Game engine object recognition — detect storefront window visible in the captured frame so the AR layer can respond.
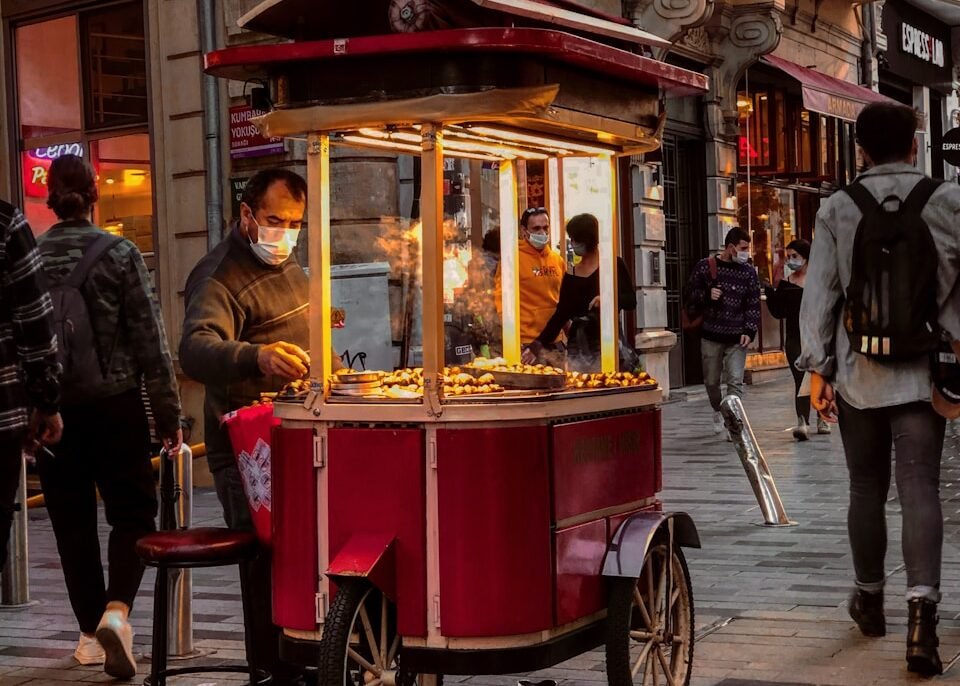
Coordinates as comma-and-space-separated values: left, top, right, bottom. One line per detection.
92, 134, 153, 253
736, 182, 796, 285
81, 2, 148, 129
738, 90, 771, 168
16, 17, 82, 140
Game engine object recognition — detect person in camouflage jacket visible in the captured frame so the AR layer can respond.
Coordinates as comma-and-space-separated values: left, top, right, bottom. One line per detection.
35, 154, 181, 678
0, 200, 61, 570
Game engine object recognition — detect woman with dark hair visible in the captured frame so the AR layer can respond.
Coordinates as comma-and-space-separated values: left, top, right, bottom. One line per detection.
35, 154, 181, 679
523, 213, 637, 371
765, 238, 828, 440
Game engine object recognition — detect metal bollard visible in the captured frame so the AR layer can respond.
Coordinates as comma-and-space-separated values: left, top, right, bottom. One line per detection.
1, 454, 29, 606
720, 395, 797, 527
159, 445, 196, 657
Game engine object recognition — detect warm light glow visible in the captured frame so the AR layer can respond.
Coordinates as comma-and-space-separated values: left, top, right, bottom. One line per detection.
499, 161, 521, 365
340, 134, 422, 155
444, 126, 572, 157
466, 126, 616, 157
122, 169, 146, 187
105, 178, 115, 185
443, 244, 472, 303
358, 128, 547, 160
723, 195, 737, 210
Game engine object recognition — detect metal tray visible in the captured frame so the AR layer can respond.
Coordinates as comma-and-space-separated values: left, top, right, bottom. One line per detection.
332, 371, 383, 384
464, 367, 566, 390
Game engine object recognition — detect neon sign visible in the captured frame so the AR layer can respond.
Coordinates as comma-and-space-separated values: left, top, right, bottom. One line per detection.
22, 143, 85, 198
32, 143, 84, 160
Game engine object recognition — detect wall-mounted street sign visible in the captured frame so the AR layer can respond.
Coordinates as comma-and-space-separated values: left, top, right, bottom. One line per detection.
940, 128, 960, 167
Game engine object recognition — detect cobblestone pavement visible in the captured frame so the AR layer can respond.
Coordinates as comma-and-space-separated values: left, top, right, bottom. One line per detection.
1, 378, 960, 685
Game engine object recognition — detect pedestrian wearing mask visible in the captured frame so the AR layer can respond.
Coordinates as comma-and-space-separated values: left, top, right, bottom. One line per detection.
36, 154, 182, 679
180, 168, 342, 685
765, 239, 829, 440
686, 227, 761, 436
495, 207, 565, 366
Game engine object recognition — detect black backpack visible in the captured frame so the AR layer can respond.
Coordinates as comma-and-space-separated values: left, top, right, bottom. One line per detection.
843, 178, 942, 361
47, 233, 124, 403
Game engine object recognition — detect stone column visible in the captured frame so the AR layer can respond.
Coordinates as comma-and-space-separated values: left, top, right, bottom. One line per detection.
703, 3, 783, 250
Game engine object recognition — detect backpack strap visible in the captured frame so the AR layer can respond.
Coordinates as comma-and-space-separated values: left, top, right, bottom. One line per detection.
64, 233, 124, 289
707, 256, 718, 281
902, 177, 944, 215
844, 181, 879, 217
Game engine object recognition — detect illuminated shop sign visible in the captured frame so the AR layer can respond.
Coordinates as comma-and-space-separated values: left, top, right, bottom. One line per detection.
22, 143, 85, 198
901, 23, 944, 67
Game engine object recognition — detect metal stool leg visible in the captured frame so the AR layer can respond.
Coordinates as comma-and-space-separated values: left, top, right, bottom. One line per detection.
148, 564, 170, 686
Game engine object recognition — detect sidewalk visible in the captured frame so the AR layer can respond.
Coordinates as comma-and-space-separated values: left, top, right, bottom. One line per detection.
1, 377, 958, 685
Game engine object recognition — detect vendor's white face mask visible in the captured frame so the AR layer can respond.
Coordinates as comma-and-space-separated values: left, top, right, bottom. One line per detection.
248, 218, 298, 266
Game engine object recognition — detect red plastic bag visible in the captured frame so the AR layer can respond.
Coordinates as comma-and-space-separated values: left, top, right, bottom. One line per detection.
222, 403, 281, 545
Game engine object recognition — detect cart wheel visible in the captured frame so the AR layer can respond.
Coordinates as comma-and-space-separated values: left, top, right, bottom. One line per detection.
318, 579, 442, 686
605, 539, 694, 686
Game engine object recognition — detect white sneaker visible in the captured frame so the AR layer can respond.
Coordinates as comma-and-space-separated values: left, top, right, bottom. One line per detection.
817, 417, 832, 435
74, 633, 105, 665
95, 609, 137, 679
793, 417, 810, 442
712, 411, 724, 434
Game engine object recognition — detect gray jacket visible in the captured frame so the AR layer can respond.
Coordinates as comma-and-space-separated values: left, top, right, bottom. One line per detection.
798, 163, 960, 410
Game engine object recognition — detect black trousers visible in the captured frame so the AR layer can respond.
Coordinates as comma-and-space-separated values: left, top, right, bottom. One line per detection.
37, 389, 157, 634
785, 334, 811, 421
210, 453, 298, 683
0, 433, 23, 569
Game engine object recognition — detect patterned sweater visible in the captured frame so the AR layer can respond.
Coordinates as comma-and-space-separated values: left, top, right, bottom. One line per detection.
0, 202, 60, 436
37, 220, 181, 436
687, 256, 761, 344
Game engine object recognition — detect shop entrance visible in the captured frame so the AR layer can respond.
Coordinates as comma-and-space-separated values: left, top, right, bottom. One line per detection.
662, 134, 707, 388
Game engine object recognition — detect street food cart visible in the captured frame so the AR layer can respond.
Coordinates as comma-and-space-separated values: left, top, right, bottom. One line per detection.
206, 4, 708, 684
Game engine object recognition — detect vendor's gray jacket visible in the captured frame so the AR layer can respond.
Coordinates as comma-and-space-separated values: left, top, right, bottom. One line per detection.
180, 227, 310, 469
798, 163, 960, 409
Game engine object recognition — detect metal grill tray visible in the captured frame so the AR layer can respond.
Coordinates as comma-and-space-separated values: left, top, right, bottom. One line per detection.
462, 367, 567, 390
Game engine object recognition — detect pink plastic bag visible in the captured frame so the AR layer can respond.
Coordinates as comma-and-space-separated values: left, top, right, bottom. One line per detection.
222, 403, 281, 545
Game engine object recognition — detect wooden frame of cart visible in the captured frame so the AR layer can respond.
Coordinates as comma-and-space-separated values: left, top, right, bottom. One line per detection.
205, 11, 709, 685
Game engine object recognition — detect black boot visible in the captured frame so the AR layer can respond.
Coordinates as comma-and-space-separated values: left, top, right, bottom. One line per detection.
848, 589, 885, 637
907, 598, 942, 676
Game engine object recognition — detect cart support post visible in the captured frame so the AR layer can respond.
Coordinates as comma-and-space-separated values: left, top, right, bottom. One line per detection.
720, 395, 797, 527
420, 125, 446, 390
499, 160, 521, 364
1, 453, 29, 606
159, 446, 198, 657
598, 155, 618, 373
308, 133, 333, 388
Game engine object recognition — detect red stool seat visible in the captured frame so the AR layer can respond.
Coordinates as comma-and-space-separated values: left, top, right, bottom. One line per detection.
136, 527, 258, 565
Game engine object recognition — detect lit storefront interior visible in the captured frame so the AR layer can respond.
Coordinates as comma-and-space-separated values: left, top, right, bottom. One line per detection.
11, 2, 155, 261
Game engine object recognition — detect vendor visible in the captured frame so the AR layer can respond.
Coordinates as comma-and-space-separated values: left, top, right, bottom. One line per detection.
495, 208, 565, 366
522, 213, 637, 371
179, 168, 340, 685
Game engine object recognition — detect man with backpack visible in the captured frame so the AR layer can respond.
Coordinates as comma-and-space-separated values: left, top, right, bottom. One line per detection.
685, 227, 761, 436
0, 201, 62, 568
799, 102, 960, 676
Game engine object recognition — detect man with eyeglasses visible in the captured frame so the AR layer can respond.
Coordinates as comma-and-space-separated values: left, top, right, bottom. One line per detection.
180, 168, 338, 685
496, 207, 565, 366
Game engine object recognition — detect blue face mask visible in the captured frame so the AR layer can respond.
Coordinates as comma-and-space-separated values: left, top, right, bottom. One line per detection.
735, 250, 751, 265
570, 241, 587, 256
786, 258, 804, 272
527, 232, 549, 250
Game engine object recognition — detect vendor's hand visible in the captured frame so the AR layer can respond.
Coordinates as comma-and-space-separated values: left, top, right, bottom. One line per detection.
710, 287, 722, 301
588, 295, 601, 310
29, 410, 63, 446
258, 341, 311, 380
739, 334, 751, 348
810, 373, 838, 423
521, 346, 538, 365
162, 429, 184, 458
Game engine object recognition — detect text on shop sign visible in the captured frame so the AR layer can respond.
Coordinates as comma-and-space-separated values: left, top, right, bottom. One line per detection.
901, 23, 944, 67
229, 105, 284, 159
22, 143, 85, 198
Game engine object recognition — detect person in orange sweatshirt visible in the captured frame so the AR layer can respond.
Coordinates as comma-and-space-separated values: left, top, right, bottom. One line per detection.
495, 207, 566, 366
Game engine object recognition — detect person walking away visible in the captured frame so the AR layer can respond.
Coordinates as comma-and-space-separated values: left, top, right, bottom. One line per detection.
180, 168, 340, 685
523, 213, 636, 371
0, 201, 62, 567
765, 239, 829, 440
799, 102, 960, 676
495, 208, 565, 366
686, 227, 760, 435
36, 155, 182, 679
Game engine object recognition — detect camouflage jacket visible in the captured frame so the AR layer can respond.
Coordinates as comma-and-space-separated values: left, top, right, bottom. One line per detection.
37, 220, 181, 436
0, 201, 60, 436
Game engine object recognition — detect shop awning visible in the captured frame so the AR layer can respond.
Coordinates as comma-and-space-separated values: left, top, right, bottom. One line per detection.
760, 54, 893, 122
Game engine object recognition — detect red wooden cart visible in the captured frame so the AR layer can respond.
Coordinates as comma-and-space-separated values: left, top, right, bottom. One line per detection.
206, 4, 708, 684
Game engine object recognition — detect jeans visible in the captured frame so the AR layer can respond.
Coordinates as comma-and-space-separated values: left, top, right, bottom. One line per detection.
837, 395, 945, 602
785, 334, 811, 422
0, 433, 23, 569
36, 389, 157, 634
210, 454, 297, 682
700, 339, 748, 412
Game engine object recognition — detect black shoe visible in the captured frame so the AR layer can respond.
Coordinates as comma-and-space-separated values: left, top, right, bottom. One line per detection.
848, 589, 885, 637
907, 598, 943, 676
